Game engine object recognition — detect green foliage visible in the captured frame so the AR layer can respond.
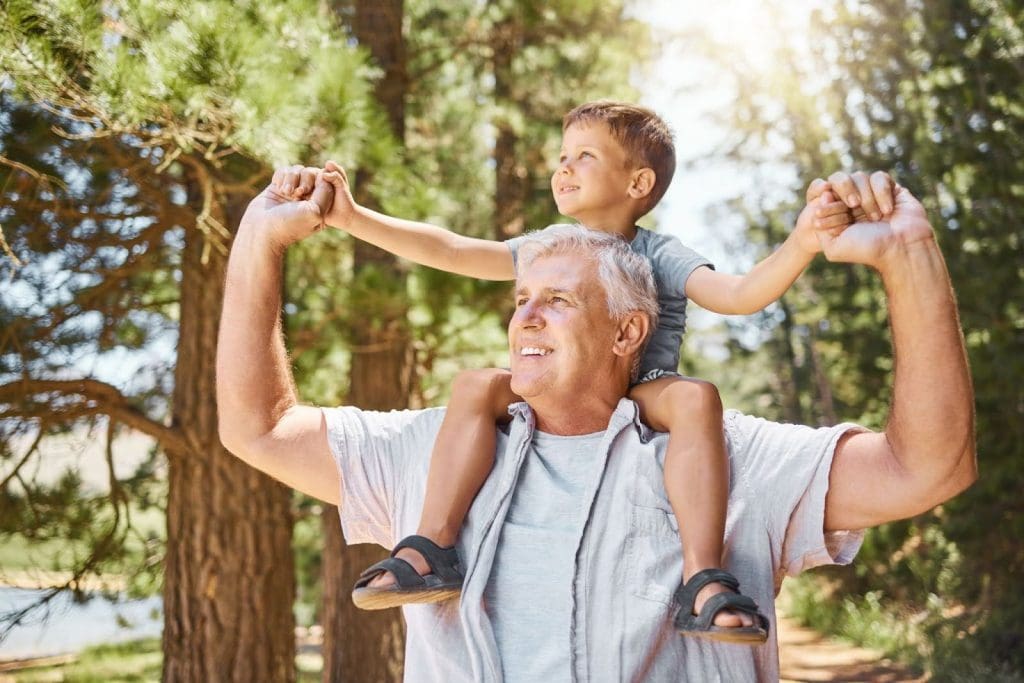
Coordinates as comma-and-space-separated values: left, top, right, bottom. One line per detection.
0, 0, 383, 642
694, 0, 1024, 675
1, 0, 381, 166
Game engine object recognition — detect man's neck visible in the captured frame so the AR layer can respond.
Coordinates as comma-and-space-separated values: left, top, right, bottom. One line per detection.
529, 393, 621, 436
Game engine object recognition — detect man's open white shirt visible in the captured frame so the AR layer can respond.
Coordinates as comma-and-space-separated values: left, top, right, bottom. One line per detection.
324, 399, 863, 682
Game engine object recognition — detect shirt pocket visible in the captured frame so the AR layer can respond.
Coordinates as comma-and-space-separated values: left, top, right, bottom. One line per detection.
626, 481, 682, 606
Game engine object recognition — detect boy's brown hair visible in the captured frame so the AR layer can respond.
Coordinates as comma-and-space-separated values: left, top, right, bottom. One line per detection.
563, 101, 676, 217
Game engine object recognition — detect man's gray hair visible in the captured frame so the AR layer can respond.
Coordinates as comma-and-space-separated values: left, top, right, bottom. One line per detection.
515, 224, 660, 381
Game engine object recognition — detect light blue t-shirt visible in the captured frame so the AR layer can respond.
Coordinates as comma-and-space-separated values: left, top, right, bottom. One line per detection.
483, 430, 606, 681
506, 225, 713, 377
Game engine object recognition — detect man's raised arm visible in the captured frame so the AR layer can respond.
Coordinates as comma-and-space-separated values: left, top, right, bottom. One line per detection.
216, 177, 342, 504
822, 175, 977, 531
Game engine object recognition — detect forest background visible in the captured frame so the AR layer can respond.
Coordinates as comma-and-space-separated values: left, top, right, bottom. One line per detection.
0, 0, 1021, 681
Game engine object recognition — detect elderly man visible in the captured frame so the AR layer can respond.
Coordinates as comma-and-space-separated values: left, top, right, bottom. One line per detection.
216, 172, 975, 681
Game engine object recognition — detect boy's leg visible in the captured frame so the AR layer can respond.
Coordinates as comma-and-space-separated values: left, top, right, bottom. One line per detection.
629, 376, 752, 629
369, 368, 519, 587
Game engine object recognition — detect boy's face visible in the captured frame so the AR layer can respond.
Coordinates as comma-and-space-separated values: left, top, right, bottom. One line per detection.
551, 121, 640, 228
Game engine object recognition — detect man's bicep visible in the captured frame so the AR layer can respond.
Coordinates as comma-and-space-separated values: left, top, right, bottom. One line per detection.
824, 430, 913, 531
247, 405, 342, 505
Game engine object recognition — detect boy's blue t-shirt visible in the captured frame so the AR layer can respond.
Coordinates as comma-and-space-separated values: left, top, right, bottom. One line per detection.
505, 225, 713, 377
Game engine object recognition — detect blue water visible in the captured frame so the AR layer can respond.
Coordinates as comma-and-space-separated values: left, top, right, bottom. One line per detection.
0, 587, 162, 660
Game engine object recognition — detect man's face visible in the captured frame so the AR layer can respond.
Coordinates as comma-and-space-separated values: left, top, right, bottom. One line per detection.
551, 121, 637, 225
508, 254, 622, 403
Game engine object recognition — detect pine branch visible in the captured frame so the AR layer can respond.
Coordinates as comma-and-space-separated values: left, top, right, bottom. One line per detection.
0, 379, 188, 454
0, 426, 43, 493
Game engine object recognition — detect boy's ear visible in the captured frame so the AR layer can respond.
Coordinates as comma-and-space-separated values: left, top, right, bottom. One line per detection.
612, 311, 650, 359
628, 168, 656, 200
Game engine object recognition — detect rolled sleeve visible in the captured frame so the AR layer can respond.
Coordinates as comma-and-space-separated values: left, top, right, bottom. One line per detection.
321, 406, 444, 548
724, 411, 866, 577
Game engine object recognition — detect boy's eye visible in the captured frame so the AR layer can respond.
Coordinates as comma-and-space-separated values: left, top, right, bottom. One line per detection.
580, 151, 593, 159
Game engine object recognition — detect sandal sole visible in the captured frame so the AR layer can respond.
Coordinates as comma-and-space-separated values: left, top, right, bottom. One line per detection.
678, 627, 768, 645
352, 585, 462, 610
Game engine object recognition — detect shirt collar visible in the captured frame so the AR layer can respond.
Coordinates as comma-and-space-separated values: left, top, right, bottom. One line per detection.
507, 397, 654, 442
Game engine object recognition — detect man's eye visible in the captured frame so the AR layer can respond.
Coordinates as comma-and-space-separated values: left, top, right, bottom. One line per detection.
516, 298, 528, 307
551, 296, 566, 304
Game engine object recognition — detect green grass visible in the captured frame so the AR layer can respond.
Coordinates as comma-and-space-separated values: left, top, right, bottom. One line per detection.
9, 639, 323, 682
10, 639, 162, 682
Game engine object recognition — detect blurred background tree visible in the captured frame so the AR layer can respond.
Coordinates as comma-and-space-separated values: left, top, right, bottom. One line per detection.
0, 0, 382, 680
685, 0, 1022, 678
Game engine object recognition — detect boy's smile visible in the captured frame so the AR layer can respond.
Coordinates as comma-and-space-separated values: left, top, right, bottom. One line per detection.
551, 121, 645, 236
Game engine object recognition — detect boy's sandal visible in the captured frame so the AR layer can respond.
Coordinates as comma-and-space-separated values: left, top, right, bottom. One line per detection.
351, 534, 464, 610
673, 568, 770, 645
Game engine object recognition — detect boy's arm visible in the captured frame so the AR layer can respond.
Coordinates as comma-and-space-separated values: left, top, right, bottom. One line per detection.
277, 163, 515, 281
685, 186, 852, 315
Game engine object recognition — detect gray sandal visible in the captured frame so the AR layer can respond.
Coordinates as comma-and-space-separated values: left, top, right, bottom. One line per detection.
673, 568, 769, 645
351, 535, 464, 610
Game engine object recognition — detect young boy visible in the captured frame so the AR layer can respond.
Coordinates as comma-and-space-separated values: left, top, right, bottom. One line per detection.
274, 101, 852, 643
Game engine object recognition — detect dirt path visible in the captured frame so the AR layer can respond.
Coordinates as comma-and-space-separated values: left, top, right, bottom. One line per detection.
778, 616, 927, 682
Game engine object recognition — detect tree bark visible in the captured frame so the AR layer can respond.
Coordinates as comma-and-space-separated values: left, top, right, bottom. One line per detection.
492, 16, 528, 240
321, 1, 411, 681
162, 192, 296, 682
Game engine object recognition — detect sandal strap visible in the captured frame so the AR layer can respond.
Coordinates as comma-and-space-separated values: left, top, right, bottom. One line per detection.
674, 568, 741, 615
353, 557, 425, 590
691, 591, 760, 630
392, 535, 462, 582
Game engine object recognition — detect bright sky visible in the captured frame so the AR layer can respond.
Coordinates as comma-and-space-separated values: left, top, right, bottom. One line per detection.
632, 0, 823, 267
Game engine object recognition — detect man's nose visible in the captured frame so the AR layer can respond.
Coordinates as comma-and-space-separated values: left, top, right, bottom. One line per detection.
512, 300, 543, 328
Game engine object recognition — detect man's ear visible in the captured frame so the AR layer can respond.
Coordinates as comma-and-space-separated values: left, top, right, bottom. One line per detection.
628, 168, 656, 201
612, 311, 650, 359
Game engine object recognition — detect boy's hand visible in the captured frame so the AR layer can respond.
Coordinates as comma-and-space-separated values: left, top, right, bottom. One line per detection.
808, 171, 896, 221
817, 183, 933, 272
793, 182, 855, 255
270, 161, 359, 231
805, 171, 930, 271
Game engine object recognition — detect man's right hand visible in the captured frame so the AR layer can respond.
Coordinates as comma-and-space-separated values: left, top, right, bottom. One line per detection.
271, 161, 358, 232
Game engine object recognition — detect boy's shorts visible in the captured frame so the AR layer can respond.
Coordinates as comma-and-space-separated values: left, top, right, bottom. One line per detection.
631, 368, 683, 388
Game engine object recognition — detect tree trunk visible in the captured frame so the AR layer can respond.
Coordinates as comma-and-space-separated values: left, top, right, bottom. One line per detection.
492, 16, 528, 240
162, 193, 296, 682
322, 2, 411, 681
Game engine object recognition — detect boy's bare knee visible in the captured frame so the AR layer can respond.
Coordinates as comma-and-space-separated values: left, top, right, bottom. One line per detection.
662, 378, 723, 420
450, 368, 515, 413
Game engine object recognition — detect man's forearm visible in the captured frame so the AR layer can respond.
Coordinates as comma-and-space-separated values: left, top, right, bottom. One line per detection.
216, 223, 297, 451
882, 237, 976, 499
